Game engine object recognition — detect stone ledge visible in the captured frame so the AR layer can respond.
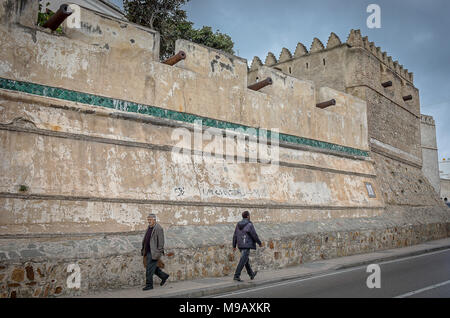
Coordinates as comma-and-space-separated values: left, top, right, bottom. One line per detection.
0, 205, 448, 298
0, 78, 370, 157
1, 206, 448, 263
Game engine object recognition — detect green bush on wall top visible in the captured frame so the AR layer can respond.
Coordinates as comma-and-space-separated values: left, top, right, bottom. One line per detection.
37, 1, 63, 34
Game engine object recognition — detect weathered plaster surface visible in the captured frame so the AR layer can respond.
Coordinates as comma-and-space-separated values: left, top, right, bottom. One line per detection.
0, 4, 368, 153
0, 2, 448, 298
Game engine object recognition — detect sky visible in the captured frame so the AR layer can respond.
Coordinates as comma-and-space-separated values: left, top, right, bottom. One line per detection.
111, 0, 450, 160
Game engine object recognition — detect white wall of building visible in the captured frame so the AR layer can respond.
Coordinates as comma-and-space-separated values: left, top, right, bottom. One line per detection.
439, 160, 450, 180
439, 160, 450, 200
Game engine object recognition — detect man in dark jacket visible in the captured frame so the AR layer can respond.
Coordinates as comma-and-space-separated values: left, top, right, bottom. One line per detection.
141, 213, 170, 290
232, 211, 262, 282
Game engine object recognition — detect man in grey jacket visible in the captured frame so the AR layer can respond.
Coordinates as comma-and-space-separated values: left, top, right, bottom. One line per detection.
232, 211, 262, 282
141, 213, 169, 290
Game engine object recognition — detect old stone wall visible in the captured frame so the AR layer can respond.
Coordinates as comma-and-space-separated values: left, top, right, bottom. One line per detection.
248, 30, 446, 210
1, 206, 448, 298
0, 89, 383, 235
420, 115, 440, 194
0, 3, 368, 154
370, 152, 443, 207
0, 1, 448, 298
0, 1, 377, 234
249, 30, 421, 162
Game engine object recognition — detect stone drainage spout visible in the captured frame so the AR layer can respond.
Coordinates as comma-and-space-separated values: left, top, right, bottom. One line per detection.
42, 4, 73, 31
403, 95, 413, 101
162, 51, 187, 66
248, 77, 273, 91
316, 99, 336, 109
381, 81, 393, 88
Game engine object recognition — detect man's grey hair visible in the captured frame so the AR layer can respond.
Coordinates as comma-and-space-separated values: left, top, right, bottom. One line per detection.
147, 213, 157, 219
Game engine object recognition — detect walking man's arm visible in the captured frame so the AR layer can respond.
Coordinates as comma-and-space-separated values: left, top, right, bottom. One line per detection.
158, 226, 165, 256
232, 225, 238, 251
249, 223, 262, 247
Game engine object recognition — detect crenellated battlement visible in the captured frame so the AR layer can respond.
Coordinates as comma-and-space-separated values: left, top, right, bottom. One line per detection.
421, 114, 435, 126
253, 29, 414, 85
348, 30, 413, 83
248, 28, 422, 166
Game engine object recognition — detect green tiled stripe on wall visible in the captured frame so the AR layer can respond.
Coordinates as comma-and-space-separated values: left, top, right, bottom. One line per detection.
0, 77, 369, 157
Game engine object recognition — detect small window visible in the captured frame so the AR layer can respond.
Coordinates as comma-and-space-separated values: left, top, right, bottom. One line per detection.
323, 59, 326, 65
289, 67, 292, 74
256, 77, 259, 82
306, 63, 309, 69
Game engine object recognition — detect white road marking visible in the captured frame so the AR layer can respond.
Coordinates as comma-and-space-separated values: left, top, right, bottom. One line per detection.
211, 248, 450, 298
212, 266, 366, 298
376, 248, 450, 265
394, 280, 450, 298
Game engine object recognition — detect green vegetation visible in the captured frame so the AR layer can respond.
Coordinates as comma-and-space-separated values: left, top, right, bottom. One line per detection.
37, 1, 63, 34
124, 0, 235, 60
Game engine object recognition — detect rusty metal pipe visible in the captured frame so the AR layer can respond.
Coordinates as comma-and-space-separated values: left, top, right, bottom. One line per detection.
162, 51, 186, 66
248, 77, 273, 91
42, 4, 73, 31
382, 80, 393, 88
403, 95, 413, 101
316, 99, 336, 109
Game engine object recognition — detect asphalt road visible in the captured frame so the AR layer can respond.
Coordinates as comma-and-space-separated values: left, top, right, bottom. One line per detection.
212, 248, 450, 298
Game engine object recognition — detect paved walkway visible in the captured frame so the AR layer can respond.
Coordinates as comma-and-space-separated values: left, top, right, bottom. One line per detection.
73, 237, 450, 298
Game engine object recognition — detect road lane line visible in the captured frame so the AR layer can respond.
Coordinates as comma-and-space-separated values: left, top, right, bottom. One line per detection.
212, 248, 450, 298
377, 248, 450, 265
394, 280, 450, 298
212, 266, 368, 297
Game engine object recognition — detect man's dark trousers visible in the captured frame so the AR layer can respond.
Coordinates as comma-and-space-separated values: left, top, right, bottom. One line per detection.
146, 256, 169, 288
234, 248, 254, 279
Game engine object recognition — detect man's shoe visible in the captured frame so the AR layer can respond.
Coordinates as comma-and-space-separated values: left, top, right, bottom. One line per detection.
250, 271, 258, 280
160, 275, 169, 286
142, 285, 153, 291
234, 277, 243, 282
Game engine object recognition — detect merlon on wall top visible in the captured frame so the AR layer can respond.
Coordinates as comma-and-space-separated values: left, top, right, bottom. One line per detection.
252, 29, 414, 84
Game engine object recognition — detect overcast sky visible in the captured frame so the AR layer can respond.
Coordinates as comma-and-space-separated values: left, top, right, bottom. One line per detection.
112, 0, 449, 160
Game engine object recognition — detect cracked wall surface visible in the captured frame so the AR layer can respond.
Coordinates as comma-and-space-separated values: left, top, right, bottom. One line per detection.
0, 0, 448, 298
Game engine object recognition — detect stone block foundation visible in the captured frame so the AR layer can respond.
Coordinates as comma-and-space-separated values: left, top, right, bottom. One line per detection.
1, 206, 448, 298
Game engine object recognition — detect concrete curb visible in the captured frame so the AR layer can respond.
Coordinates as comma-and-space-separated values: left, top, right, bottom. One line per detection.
155, 244, 450, 298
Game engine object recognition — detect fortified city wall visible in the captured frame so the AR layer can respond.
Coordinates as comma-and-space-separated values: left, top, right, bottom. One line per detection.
0, 1, 448, 298
248, 30, 444, 207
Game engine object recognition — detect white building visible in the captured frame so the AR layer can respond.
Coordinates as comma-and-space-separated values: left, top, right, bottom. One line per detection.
439, 159, 450, 200
439, 159, 450, 180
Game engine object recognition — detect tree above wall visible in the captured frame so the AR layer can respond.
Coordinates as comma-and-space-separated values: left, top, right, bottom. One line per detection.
37, 1, 63, 34
124, 0, 234, 60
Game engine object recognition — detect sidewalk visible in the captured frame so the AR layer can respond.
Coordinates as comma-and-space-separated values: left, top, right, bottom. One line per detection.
74, 237, 450, 298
